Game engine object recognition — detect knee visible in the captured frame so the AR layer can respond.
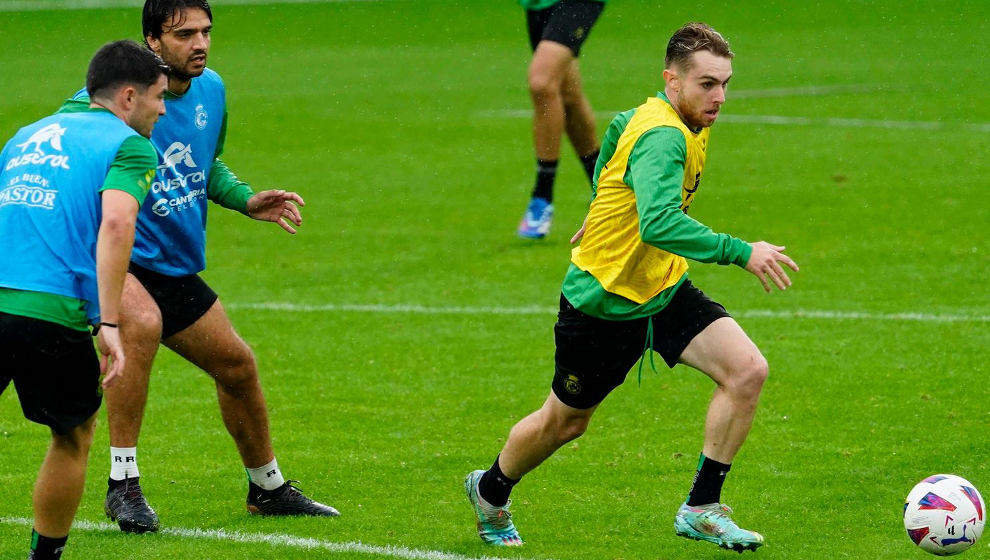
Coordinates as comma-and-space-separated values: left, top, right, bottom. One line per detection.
51, 421, 95, 457
727, 354, 769, 400
528, 69, 562, 102
549, 413, 590, 445
213, 347, 258, 389
122, 306, 162, 342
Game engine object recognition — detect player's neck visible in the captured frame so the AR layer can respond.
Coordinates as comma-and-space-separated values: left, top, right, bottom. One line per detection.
663, 86, 687, 125
168, 76, 192, 96
89, 100, 126, 123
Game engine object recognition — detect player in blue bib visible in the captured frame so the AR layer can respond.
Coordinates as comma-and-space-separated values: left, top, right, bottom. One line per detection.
58, 0, 337, 532
1, 40, 166, 560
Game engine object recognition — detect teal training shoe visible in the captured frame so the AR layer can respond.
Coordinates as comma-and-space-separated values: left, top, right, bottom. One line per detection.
674, 502, 764, 553
464, 470, 524, 546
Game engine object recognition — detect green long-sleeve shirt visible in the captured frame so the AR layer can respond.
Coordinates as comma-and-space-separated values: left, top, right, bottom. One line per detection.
562, 93, 751, 320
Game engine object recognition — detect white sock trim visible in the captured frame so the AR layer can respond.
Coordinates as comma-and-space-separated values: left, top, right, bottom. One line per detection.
109, 447, 139, 480
246, 458, 285, 491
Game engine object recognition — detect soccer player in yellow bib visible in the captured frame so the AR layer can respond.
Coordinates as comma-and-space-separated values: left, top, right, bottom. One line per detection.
465, 23, 798, 551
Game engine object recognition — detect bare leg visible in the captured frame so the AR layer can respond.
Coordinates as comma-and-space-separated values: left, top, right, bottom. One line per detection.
560, 59, 599, 158
164, 299, 273, 468
32, 415, 96, 537
104, 274, 162, 448
679, 317, 769, 464
496, 393, 596, 479
528, 41, 577, 161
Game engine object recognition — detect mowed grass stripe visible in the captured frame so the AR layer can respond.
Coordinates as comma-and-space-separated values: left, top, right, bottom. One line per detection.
0, 0, 389, 12
477, 110, 990, 132
225, 302, 990, 323
0, 517, 539, 560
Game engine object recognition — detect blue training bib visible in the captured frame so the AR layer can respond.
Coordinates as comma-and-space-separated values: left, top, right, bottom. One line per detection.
0, 110, 141, 323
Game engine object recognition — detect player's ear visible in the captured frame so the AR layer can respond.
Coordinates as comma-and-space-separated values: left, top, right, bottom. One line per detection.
662, 67, 678, 91
119, 85, 137, 110
146, 36, 161, 56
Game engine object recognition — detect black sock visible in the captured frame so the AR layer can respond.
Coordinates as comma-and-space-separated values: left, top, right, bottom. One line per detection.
29, 529, 67, 560
686, 454, 731, 506
531, 159, 558, 203
579, 149, 600, 183
477, 455, 519, 507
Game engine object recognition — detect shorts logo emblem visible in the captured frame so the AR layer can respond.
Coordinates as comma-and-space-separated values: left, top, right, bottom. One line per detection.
564, 374, 582, 395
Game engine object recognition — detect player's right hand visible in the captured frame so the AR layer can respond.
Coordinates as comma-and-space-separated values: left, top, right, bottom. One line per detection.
745, 241, 799, 292
97, 326, 126, 389
570, 215, 589, 244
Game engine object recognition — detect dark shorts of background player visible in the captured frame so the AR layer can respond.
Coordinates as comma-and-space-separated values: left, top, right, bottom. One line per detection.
0, 311, 102, 434
552, 280, 731, 409
527, 0, 605, 56
129, 262, 218, 339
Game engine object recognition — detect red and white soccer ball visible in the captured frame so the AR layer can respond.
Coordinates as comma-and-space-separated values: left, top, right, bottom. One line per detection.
904, 474, 985, 556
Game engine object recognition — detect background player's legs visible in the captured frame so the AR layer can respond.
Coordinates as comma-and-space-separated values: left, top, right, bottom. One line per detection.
560, 59, 601, 174
518, 40, 576, 238
32, 415, 96, 540
105, 274, 163, 453
679, 317, 768, 465
528, 40, 575, 164
163, 299, 274, 471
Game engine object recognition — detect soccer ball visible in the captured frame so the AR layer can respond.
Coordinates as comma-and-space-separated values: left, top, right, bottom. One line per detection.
904, 474, 985, 556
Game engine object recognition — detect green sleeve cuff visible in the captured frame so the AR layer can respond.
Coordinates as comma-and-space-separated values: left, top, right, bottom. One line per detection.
731, 240, 753, 268
99, 135, 156, 204
208, 158, 254, 214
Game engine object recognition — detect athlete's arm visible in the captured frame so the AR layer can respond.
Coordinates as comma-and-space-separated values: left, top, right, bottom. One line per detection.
630, 128, 797, 291
96, 190, 138, 387
628, 127, 751, 266
95, 136, 157, 387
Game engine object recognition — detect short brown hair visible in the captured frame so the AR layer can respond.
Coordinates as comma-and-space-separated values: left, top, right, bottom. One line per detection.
664, 22, 733, 70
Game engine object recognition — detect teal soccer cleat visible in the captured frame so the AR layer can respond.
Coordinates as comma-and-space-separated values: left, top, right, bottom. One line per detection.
674, 502, 764, 553
464, 470, 524, 546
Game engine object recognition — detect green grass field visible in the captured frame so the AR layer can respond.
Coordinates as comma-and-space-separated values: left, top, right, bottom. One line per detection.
1, 1, 988, 558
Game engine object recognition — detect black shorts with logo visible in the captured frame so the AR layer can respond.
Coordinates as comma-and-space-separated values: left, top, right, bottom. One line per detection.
552, 280, 731, 409
128, 262, 218, 339
527, 0, 605, 56
0, 311, 102, 434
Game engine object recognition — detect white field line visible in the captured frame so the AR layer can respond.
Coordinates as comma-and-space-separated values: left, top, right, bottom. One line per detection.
225, 302, 990, 323
0, 517, 530, 560
0, 0, 388, 11
478, 109, 990, 132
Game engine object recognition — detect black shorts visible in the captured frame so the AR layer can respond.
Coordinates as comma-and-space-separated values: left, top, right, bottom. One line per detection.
128, 262, 218, 339
552, 280, 731, 409
527, 0, 604, 56
0, 312, 102, 434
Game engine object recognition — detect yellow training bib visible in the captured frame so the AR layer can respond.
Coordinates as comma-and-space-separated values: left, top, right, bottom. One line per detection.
571, 96, 709, 304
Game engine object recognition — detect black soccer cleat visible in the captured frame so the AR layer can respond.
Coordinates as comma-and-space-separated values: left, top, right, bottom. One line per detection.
105, 477, 160, 533
246, 480, 339, 517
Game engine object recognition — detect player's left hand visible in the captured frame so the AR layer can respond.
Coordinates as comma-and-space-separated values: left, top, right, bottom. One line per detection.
246, 189, 305, 234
